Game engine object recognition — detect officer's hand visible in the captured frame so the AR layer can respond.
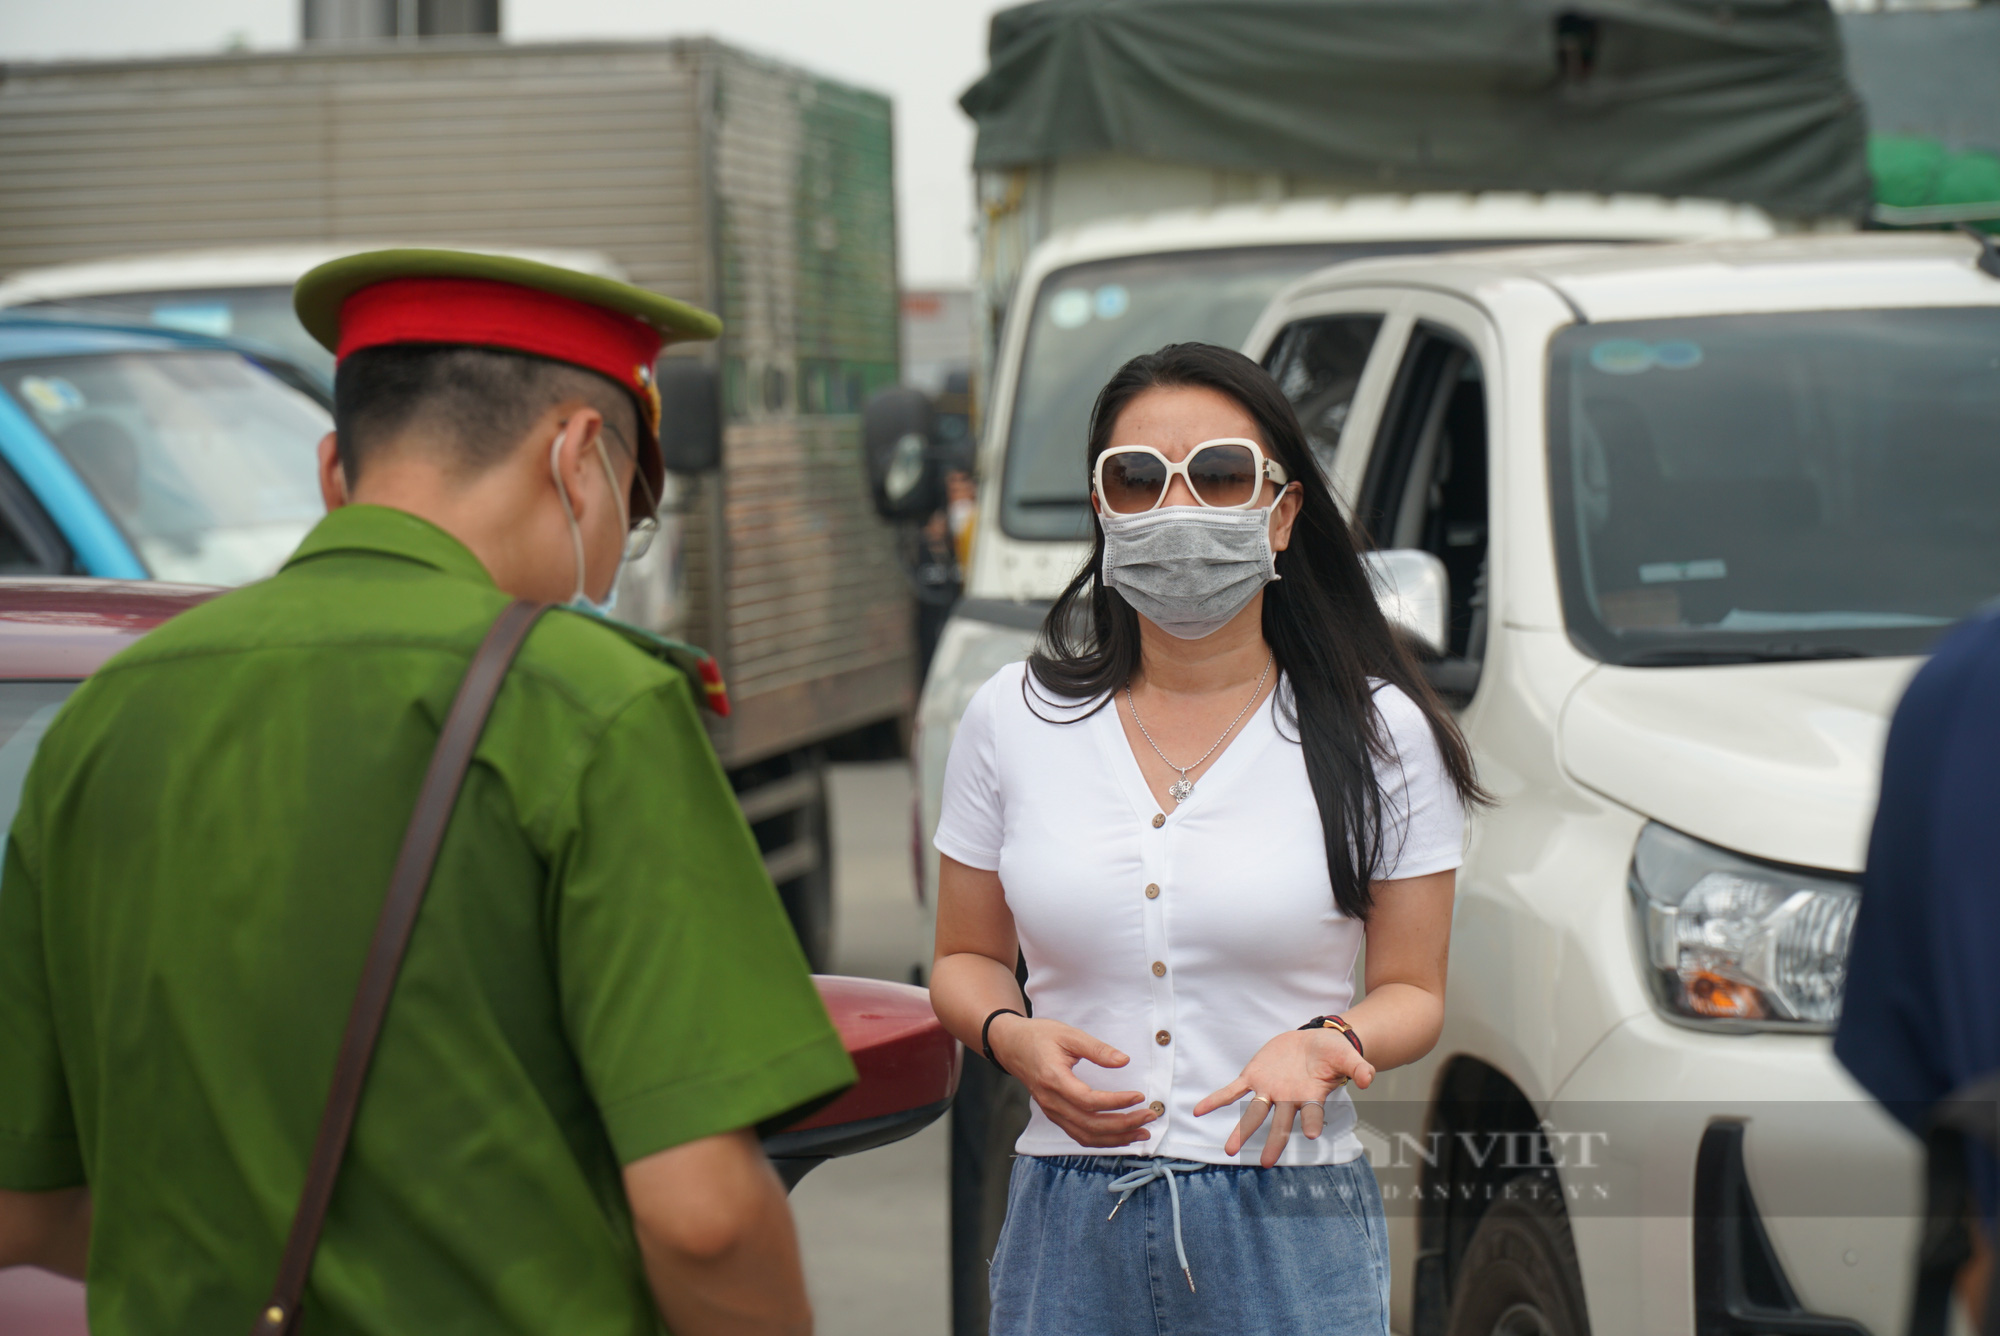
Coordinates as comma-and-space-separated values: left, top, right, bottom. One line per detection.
986, 1014, 1156, 1148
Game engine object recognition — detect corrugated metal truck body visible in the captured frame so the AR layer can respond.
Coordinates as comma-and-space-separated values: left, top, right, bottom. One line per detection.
0, 39, 910, 965
0, 38, 911, 764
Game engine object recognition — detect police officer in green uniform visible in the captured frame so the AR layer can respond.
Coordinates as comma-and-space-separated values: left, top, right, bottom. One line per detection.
0, 251, 855, 1334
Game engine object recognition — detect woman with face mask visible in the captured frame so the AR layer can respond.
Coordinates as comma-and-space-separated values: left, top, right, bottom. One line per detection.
929, 343, 1486, 1333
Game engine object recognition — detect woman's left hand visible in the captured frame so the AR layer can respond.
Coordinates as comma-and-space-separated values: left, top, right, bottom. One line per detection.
1193, 1029, 1377, 1167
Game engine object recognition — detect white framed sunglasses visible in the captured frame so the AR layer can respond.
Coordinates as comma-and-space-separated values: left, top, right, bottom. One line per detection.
1092, 438, 1290, 514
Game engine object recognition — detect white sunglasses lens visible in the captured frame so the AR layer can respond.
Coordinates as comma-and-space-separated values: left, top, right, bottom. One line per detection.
1101, 451, 1168, 513
1187, 444, 1260, 507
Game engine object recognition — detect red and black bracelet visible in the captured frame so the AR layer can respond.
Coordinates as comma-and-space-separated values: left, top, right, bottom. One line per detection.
1300, 1014, 1364, 1057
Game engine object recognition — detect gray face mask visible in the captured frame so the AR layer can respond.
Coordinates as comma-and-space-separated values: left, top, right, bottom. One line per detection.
1099, 504, 1280, 639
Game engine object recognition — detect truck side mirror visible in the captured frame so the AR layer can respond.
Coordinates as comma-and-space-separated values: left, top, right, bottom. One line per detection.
862, 386, 941, 521
1363, 549, 1450, 659
656, 358, 721, 474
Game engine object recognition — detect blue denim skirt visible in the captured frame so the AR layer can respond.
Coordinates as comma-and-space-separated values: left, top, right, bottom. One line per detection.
989, 1154, 1391, 1336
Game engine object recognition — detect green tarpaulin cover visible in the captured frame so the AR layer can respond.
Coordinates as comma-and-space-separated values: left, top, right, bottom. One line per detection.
1871, 136, 2000, 230
962, 0, 1871, 220
1841, 10, 2000, 230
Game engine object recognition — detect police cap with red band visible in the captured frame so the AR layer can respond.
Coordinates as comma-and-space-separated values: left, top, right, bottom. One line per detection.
293, 248, 722, 508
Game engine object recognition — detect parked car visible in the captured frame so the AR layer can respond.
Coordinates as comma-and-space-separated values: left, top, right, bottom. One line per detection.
0, 318, 332, 587
0, 303, 842, 971
0, 576, 960, 1335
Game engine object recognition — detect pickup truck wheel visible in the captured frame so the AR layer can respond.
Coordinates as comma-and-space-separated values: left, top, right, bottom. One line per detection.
1446, 1174, 1590, 1336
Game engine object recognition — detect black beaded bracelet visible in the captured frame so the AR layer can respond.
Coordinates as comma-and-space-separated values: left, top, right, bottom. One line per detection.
982, 1008, 1025, 1075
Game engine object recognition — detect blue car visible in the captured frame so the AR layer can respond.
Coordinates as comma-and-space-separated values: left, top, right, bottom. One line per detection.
0, 317, 330, 587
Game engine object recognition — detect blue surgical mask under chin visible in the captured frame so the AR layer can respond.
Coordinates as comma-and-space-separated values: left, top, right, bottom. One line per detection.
552, 430, 627, 619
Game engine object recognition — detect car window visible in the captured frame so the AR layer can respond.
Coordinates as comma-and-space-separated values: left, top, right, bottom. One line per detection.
0, 681, 77, 840
1263, 314, 1385, 481
1359, 323, 1490, 690
1548, 307, 2000, 664
0, 350, 329, 586
0, 464, 64, 576
18, 285, 332, 383
0, 514, 34, 573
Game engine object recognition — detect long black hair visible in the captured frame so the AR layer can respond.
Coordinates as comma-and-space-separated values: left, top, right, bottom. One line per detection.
1027, 342, 1487, 920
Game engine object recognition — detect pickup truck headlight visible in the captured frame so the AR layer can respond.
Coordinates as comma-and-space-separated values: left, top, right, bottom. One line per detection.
1629, 822, 1859, 1030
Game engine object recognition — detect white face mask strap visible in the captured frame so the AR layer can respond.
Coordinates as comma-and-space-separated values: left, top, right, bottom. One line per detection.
549, 429, 589, 604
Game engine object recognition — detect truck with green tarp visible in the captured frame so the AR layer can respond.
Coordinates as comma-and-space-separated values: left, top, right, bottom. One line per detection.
899, 3, 1888, 1332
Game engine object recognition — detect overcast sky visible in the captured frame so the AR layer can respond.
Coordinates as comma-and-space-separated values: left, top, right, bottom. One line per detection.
0, 0, 1000, 287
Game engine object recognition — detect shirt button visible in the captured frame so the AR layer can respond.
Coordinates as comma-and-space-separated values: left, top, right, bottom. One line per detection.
1151, 813, 1165, 829
1155, 1029, 1171, 1046
1148, 1100, 1165, 1116
1145, 883, 1160, 899
1151, 961, 1166, 977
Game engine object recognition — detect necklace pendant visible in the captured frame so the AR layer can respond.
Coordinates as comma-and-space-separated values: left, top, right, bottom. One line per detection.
1168, 777, 1194, 804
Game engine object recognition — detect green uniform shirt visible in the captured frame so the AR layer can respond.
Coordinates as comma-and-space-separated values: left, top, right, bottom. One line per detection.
0, 505, 855, 1335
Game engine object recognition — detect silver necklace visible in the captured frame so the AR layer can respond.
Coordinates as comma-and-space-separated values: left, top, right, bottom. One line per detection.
1125, 654, 1273, 804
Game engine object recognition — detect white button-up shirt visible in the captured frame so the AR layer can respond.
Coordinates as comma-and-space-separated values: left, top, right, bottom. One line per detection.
934, 663, 1463, 1166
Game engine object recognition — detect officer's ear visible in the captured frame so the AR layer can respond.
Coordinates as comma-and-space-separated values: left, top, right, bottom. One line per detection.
317, 433, 349, 511
548, 405, 615, 518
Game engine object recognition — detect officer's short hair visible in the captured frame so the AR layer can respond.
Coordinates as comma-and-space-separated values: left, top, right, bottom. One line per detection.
333, 345, 640, 484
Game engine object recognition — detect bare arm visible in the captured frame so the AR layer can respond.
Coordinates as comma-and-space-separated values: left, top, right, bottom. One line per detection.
0, 1187, 90, 1279
1346, 868, 1456, 1068
930, 855, 1155, 1148
623, 1130, 810, 1336
1195, 868, 1456, 1165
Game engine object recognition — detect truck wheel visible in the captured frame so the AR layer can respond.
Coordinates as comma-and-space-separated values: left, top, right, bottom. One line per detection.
734, 750, 834, 973
1446, 1173, 1591, 1336
775, 779, 834, 973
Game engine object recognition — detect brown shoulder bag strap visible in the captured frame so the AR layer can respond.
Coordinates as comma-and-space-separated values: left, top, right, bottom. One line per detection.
252, 599, 549, 1336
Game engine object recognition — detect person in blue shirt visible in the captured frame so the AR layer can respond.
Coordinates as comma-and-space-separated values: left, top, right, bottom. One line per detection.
1835, 605, 2000, 1326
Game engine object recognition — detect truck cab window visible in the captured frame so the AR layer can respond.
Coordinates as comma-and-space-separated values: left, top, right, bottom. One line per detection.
1263, 314, 1384, 480
1359, 324, 1489, 697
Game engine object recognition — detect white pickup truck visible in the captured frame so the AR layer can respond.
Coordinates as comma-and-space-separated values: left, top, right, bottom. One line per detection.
912, 190, 1773, 1325
920, 229, 2000, 1334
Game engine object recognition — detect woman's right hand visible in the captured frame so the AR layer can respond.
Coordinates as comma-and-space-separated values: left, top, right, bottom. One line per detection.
986, 1014, 1156, 1148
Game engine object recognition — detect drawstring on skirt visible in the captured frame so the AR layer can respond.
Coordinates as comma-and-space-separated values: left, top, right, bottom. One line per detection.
1105, 1160, 1208, 1292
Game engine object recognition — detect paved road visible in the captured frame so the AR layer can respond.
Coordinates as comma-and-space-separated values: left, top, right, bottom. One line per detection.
791, 761, 949, 1335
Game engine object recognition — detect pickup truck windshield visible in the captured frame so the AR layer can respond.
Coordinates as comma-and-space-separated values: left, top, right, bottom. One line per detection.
1549, 307, 2000, 664
2, 350, 330, 586
1001, 246, 1384, 540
